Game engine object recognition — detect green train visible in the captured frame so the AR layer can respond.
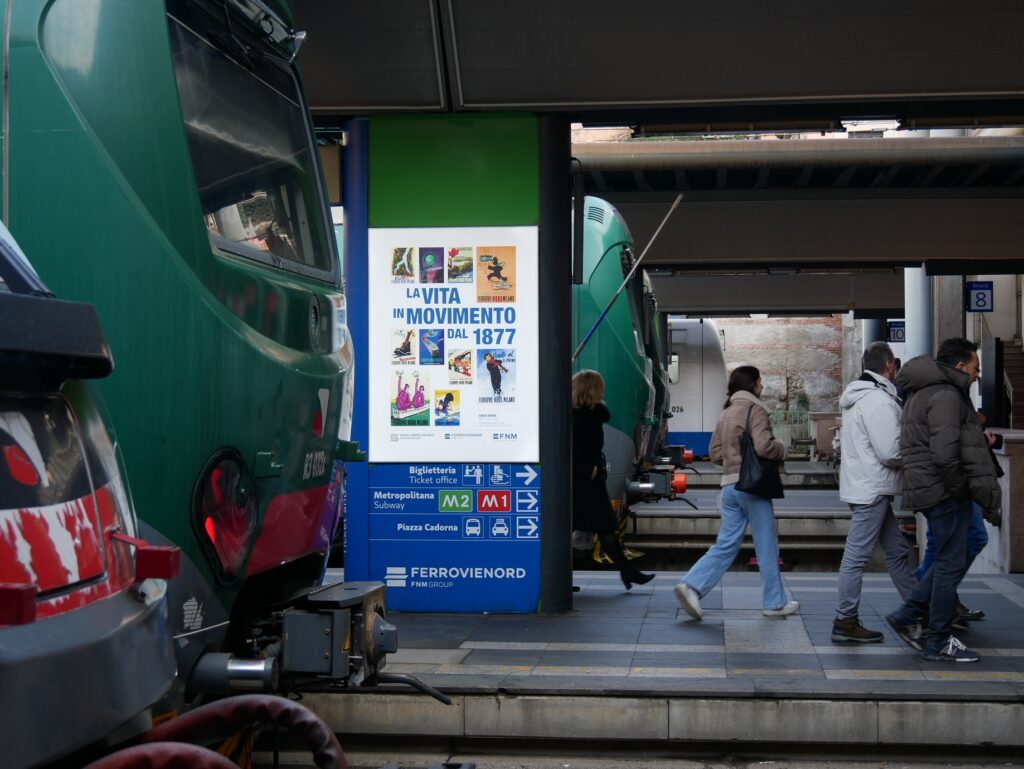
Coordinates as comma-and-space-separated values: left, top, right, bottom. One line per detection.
573, 196, 682, 510
0, 0, 385, 704
642, 270, 673, 465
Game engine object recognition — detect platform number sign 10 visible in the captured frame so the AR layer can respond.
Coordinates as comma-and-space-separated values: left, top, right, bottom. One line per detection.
887, 321, 905, 344
965, 281, 994, 313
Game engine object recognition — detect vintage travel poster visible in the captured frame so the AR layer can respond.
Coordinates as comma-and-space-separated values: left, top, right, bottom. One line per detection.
446, 247, 473, 283
475, 246, 515, 303
368, 227, 538, 462
390, 369, 431, 427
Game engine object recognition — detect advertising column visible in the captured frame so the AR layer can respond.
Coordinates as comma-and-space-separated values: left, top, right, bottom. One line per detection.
356, 115, 541, 612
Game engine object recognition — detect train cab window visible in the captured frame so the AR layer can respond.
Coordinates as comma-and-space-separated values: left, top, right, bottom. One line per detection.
168, 13, 334, 281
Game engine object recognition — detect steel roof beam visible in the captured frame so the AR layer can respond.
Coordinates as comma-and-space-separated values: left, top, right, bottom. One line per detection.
572, 138, 1024, 173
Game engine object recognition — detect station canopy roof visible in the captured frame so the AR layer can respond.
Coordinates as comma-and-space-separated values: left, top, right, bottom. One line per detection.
296, 1, 1024, 131
295, 2, 1024, 313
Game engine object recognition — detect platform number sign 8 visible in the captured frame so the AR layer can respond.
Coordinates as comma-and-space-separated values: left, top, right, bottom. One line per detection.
965, 281, 994, 313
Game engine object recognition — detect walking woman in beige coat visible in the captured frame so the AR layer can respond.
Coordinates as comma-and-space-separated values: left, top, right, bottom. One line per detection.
674, 366, 800, 620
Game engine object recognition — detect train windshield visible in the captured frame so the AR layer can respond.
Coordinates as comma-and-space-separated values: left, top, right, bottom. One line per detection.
168, 14, 334, 281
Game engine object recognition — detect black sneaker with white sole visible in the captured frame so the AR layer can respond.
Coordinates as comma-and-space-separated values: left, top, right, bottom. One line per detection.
920, 635, 980, 662
885, 613, 924, 652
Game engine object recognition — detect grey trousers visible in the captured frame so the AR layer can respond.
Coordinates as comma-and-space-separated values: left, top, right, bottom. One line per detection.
836, 495, 917, 620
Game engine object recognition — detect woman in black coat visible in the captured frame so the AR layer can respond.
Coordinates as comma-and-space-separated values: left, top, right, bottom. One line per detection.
572, 370, 654, 589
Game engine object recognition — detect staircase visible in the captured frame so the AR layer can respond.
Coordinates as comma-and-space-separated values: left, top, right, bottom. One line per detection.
624, 502, 917, 572
1003, 338, 1024, 428
627, 506, 854, 554
620, 463, 914, 571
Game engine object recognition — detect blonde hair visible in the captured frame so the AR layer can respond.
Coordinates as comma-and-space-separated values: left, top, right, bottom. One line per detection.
572, 369, 605, 408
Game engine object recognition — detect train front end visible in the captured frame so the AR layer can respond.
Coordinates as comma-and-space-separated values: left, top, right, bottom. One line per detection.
0, 225, 179, 769
4, 0, 383, 701
573, 197, 689, 508
573, 196, 655, 505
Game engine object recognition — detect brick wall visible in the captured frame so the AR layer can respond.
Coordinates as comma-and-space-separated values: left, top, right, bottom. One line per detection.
715, 316, 845, 412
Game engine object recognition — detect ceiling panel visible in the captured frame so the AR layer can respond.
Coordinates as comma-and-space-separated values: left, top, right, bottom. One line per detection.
296, 0, 446, 113
445, 0, 1024, 113
297, 1, 1024, 127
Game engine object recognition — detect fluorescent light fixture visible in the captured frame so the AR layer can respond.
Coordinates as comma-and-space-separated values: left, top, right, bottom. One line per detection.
841, 118, 901, 133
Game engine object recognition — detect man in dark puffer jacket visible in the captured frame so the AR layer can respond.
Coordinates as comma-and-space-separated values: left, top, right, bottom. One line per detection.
885, 338, 1001, 663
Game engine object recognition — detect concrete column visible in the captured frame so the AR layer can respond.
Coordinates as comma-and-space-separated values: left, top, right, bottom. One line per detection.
904, 266, 933, 359
934, 275, 965, 348
842, 313, 862, 387
861, 319, 885, 345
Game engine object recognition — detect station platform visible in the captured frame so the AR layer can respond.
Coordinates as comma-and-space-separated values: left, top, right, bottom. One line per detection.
687, 459, 837, 488
307, 571, 1024, 750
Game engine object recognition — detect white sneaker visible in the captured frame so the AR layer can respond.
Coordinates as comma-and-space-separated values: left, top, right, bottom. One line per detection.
674, 583, 703, 620
763, 600, 800, 617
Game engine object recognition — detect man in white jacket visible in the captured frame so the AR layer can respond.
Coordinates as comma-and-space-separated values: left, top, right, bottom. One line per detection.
832, 341, 917, 643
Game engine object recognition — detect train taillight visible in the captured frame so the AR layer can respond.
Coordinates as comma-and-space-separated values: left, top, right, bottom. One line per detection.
192, 449, 257, 583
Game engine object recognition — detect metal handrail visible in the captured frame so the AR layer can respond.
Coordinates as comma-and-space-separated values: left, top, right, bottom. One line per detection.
770, 409, 813, 453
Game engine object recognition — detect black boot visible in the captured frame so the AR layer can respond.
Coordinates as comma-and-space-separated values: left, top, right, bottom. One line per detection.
600, 534, 653, 589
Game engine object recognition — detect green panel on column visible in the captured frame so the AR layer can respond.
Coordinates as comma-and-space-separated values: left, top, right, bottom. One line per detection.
369, 114, 538, 227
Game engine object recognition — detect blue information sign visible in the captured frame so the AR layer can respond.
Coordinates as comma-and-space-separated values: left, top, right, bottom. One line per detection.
966, 281, 994, 313
368, 463, 541, 611
887, 321, 905, 344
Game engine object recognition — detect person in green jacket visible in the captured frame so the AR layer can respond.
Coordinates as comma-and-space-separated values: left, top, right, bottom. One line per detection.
885, 338, 1001, 663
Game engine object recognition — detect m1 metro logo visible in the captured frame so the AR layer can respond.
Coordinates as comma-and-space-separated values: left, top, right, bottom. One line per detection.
477, 489, 511, 511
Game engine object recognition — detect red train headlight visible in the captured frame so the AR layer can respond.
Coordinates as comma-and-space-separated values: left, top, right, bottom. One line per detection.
191, 449, 257, 584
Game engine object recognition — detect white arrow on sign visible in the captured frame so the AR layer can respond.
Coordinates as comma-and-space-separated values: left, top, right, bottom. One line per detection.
516, 516, 539, 538
515, 465, 538, 486
516, 490, 539, 512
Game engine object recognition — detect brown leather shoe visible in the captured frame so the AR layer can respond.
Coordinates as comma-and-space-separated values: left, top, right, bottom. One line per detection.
832, 616, 884, 643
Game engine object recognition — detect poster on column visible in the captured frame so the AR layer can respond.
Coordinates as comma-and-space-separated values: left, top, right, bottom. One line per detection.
368, 227, 539, 462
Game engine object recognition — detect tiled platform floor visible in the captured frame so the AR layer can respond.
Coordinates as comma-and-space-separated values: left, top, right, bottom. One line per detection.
306, 571, 1024, 748
382, 572, 1024, 696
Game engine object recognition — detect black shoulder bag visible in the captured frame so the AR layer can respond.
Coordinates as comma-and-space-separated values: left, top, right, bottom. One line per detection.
734, 404, 785, 499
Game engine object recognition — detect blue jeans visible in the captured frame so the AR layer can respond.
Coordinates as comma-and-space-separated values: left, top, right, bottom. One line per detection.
680, 484, 787, 611
890, 497, 971, 651
914, 502, 988, 580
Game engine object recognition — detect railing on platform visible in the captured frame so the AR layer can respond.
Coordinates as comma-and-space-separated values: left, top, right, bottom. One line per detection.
770, 410, 814, 458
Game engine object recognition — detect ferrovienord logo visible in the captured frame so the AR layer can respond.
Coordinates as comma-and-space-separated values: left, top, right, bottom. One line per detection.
385, 566, 408, 588
385, 564, 527, 590
410, 566, 526, 579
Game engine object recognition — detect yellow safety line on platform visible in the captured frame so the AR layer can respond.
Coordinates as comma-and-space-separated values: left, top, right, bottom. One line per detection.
824, 670, 926, 680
